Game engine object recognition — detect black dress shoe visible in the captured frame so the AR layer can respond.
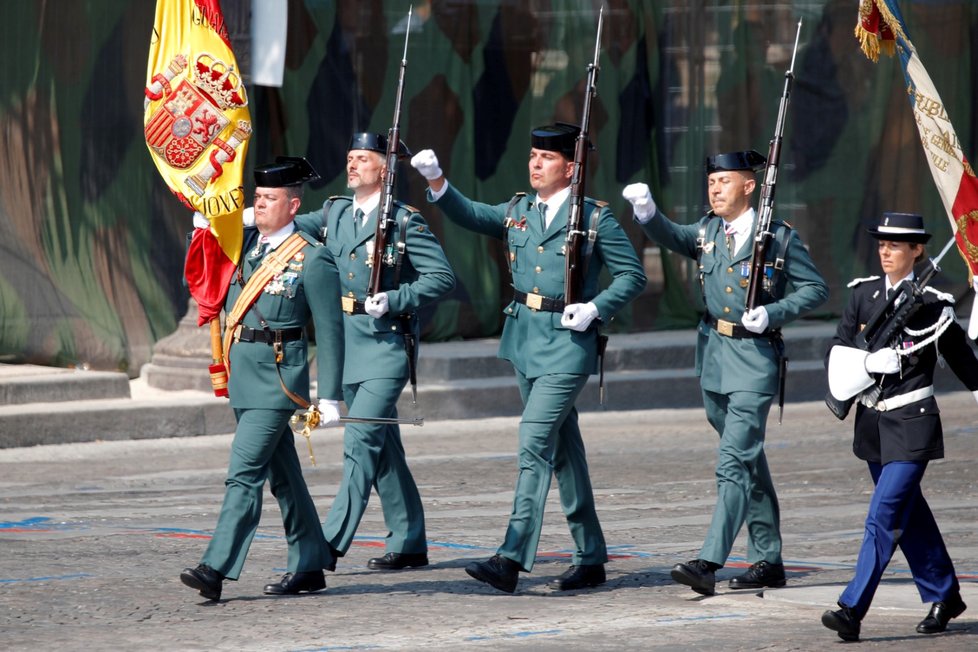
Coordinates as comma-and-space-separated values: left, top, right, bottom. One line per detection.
180, 564, 223, 601
670, 559, 716, 596
465, 554, 520, 593
728, 560, 786, 590
916, 595, 966, 634
548, 564, 606, 591
821, 604, 861, 641
367, 552, 429, 570
263, 570, 326, 595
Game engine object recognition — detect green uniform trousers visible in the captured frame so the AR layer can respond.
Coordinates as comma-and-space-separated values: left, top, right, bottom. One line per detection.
699, 389, 782, 566
498, 371, 607, 571
322, 377, 427, 556
202, 408, 333, 580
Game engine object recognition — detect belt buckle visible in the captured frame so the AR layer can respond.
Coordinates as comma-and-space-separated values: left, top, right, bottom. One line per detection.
341, 296, 355, 314
526, 292, 543, 311
717, 319, 735, 337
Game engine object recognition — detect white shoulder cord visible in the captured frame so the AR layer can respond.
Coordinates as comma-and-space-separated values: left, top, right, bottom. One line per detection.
895, 306, 955, 357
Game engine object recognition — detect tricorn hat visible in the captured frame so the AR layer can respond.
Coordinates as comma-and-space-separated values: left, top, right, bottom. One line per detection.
867, 212, 932, 243
530, 123, 584, 159
705, 150, 766, 173
348, 132, 412, 158
254, 156, 320, 187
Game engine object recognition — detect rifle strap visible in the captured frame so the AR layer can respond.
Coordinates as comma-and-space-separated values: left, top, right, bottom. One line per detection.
579, 202, 603, 281
392, 212, 411, 286
320, 196, 351, 242
222, 232, 309, 375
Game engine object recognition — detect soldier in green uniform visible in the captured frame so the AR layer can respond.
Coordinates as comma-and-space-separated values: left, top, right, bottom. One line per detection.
409, 124, 646, 593
623, 151, 828, 595
180, 157, 344, 601
293, 133, 455, 572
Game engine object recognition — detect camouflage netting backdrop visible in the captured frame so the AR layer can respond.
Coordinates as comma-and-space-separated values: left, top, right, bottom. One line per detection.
0, 0, 974, 374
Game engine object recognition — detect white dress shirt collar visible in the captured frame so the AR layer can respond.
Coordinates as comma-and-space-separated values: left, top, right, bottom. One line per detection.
535, 186, 571, 228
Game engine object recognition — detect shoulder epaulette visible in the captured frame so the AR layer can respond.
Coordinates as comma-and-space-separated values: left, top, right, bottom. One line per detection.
847, 275, 880, 288
394, 199, 421, 214
923, 286, 955, 303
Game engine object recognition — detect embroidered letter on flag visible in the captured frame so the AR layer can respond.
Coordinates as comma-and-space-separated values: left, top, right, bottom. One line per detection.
855, 0, 978, 282
144, 0, 251, 325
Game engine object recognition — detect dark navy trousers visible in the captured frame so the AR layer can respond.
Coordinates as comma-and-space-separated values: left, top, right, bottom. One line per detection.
839, 460, 959, 618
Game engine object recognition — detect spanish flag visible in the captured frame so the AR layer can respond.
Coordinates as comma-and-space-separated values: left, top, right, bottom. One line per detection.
144, 0, 251, 326
855, 0, 978, 336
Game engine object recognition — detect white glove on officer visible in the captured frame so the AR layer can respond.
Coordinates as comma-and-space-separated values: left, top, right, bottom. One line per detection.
561, 302, 600, 332
741, 306, 770, 334
364, 292, 390, 318
193, 211, 209, 229
410, 149, 443, 180
864, 347, 901, 375
621, 183, 657, 223
317, 399, 342, 427
242, 206, 255, 227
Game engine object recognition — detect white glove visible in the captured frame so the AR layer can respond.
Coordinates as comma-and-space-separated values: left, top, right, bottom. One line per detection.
968, 278, 978, 340
410, 149, 443, 180
621, 182, 657, 223
364, 292, 390, 318
242, 206, 255, 227
317, 399, 341, 427
741, 306, 770, 333
193, 211, 209, 229
865, 348, 900, 374
561, 302, 600, 332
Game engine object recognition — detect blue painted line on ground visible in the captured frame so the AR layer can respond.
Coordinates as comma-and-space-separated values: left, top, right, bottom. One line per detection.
0, 573, 93, 583
0, 516, 51, 528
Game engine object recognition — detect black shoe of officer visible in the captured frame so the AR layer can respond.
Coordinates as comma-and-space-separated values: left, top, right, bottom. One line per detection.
916, 594, 966, 634
465, 554, 521, 593
821, 604, 861, 641
728, 560, 786, 590
548, 564, 606, 591
367, 552, 429, 571
670, 559, 717, 596
180, 564, 223, 601
263, 570, 326, 595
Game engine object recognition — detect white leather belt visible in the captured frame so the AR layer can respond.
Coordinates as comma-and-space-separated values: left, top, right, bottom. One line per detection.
870, 386, 934, 412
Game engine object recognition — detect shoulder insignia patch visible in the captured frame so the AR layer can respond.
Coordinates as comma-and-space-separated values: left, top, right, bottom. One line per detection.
847, 275, 880, 288
923, 286, 955, 303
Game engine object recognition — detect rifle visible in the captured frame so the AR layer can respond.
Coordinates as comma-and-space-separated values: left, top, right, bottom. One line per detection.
745, 18, 802, 311
368, 5, 412, 298
825, 236, 956, 419
563, 6, 604, 306
367, 7, 421, 405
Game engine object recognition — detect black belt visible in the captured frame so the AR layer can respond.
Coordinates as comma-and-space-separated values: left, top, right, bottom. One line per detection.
703, 312, 774, 339
236, 325, 304, 344
340, 297, 368, 315
513, 290, 565, 313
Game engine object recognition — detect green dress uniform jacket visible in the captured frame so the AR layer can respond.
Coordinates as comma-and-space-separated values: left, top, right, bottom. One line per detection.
433, 184, 646, 378
639, 209, 827, 567
294, 199, 455, 558
431, 183, 645, 571
201, 226, 344, 581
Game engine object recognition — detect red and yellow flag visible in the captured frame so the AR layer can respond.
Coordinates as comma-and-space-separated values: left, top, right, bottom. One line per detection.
854, 0, 978, 283
144, 0, 251, 325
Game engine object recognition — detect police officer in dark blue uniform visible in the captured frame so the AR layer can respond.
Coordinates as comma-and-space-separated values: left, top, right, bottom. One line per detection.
822, 212, 978, 641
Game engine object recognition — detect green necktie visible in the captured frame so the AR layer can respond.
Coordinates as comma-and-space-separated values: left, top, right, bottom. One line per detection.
354, 208, 364, 235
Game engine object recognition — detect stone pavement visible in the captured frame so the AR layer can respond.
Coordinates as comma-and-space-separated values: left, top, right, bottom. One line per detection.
1, 394, 977, 650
